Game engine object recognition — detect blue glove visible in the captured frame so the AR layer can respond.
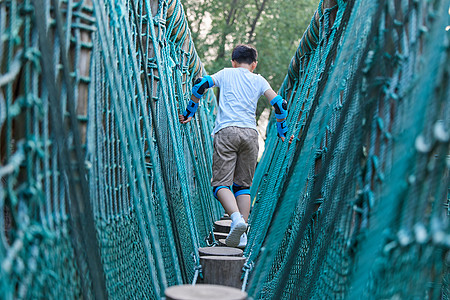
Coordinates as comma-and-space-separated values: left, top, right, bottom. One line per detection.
183, 99, 199, 120
192, 75, 214, 99
276, 119, 288, 139
270, 95, 288, 119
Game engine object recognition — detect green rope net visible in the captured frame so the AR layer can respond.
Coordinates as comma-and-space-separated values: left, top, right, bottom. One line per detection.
0, 0, 448, 299
1, 0, 221, 298
248, 0, 449, 299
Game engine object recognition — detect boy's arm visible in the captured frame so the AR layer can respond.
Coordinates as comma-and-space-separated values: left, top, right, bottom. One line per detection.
178, 94, 200, 124
264, 89, 289, 142
179, 76, 215, 124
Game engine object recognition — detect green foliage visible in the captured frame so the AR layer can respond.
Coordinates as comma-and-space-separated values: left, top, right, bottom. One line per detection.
184, 0, 317, 117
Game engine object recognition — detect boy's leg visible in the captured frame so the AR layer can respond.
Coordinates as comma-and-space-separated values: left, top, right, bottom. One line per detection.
236, 194, 251, 222
216, 187, 239, 216
212, 127, 242, 216
233, 128, 259, 223
216, 186, 247, 247
212, 127, 248, 247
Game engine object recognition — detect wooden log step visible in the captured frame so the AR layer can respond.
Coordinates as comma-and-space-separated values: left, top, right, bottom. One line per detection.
198, 246, 243, 257
217, 239, 245, 249
220, 214, 231, 220
213, 232, 228, 241
214, 219, 232, 233
165, 284, 247, 300
199, 256, 246, 289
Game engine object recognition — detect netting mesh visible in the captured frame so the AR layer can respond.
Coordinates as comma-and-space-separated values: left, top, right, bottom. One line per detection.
248, 0, 449, 299
1, 0, 221, 298
0, 0, 448, 299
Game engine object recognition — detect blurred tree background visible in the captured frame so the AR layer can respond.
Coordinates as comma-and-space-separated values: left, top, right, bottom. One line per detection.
183, 0, 317, 119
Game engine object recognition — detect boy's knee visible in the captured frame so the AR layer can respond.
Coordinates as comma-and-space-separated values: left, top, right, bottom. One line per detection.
232, 183, 251, 197
213, 186, 231, 199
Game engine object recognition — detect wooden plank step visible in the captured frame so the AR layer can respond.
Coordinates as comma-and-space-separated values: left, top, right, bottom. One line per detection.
165, 284, 247, 300
199, 256, 246, 289
214, 219, 232, 233
213, 232, 228, 241
198, 246, 243, 257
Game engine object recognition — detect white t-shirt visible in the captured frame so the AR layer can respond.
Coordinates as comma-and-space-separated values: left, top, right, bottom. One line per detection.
211, 67, 271, 135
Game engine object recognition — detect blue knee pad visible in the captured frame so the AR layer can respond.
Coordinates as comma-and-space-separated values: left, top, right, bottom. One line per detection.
232, 183, 250, 197
213, 186, 231, 199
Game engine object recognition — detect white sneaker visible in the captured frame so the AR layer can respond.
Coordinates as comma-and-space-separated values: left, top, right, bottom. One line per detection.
225, 219, 247, 247
237, 232, 247, 249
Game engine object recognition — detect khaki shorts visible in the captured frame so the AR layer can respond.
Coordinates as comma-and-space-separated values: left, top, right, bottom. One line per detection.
211, 126, 259, 187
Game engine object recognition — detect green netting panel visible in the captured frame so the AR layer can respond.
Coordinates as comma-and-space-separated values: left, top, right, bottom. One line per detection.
247, 0, 449, 299
1, 0, 448, 298
0, 0, 101, 297
1, 0, 221, 298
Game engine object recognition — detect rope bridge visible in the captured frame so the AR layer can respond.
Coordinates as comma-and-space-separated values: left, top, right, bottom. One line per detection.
0, 0, 448, 299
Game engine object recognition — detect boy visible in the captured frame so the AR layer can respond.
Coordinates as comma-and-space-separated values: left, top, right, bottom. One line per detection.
179, 44, 288, 248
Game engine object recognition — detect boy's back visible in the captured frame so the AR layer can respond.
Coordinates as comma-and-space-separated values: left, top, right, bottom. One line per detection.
212, 67, 270, 134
